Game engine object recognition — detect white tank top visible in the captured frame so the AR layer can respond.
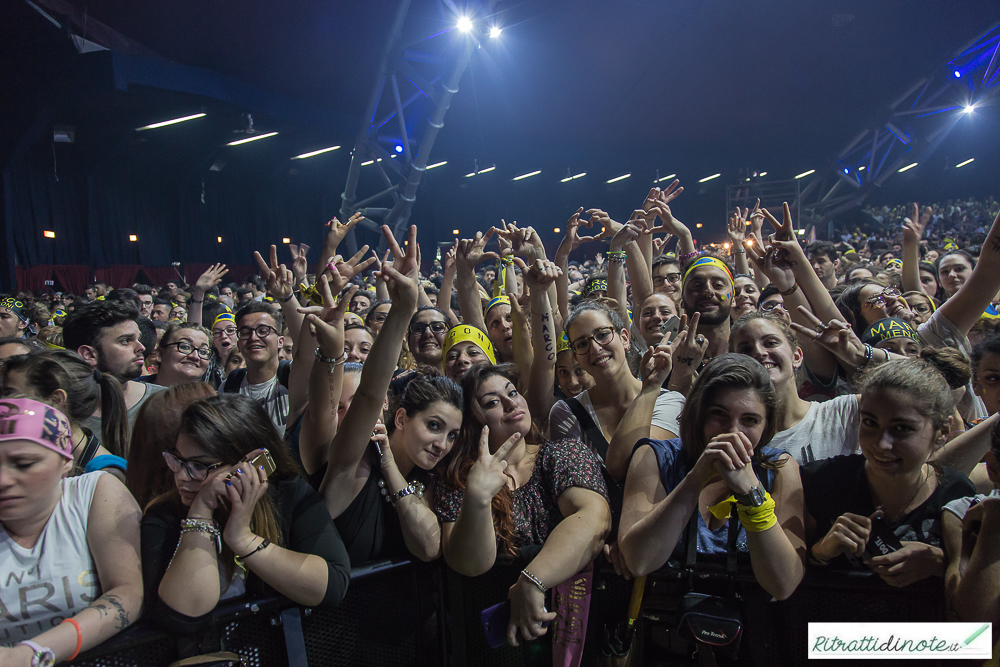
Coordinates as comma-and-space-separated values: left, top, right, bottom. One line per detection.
0, 472, 104, 645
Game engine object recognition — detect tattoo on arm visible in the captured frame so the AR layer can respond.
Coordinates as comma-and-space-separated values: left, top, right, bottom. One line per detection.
990, 236, 1000, 253
87, 593, 132, 631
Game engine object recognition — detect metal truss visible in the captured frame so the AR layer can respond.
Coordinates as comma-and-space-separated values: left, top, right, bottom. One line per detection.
339, 0, 501, 254
789, 22, 1000, 235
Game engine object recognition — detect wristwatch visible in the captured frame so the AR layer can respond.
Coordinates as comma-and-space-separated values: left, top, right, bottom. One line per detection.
734, 485, 766, 507
17, 641, 55, 667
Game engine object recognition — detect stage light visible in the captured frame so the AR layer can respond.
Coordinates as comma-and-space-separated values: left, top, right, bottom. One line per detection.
561, 172, 586, 182
956, 158, 975, 168
426, 161, 447, 169
291, 145, 341, 159
797, 229, 805, 236
457, 16, 473, 32
607, 173, 631, 184
843, 168, 850, 174
136, 112, 206, 131
128, 234, 138, 242
452, 229, 459, 235
554, 227, 561, 233
695, 223, 703, 229
954, 70, 962, 78
217, 236, 223, 242
858, 166, 866, 171
747, 238, 754, 246
898, 162, 918, 173
395, 145, 404, 153
489, 26, 502, 38
227, 131, 278, 146
465, 166, 495, 177
43, 230, 55, 239
758, 172, 767, 176
795, 169, 815, 179
964, 104, 976, 114
282, 237, 291, 244
512, 170, 541, 181
655, 174, 676, 183
361, 160, 375, 166
698, 173, 721, 183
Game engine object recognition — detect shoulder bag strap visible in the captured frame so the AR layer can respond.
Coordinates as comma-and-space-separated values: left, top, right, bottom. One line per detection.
564, 397, 610, 461
726, 504, 739, 574
685, 509, 699, 568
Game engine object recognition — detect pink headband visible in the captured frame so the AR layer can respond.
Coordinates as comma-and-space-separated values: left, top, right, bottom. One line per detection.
0, 399, 73, 459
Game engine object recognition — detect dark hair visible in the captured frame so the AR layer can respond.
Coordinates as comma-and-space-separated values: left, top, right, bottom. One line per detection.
678, 353, 781, 468
364, 300, 391, 328
446, 364, 531, 555
758, 283, 782, 304
344, 323, 375, 343
235, 287, 251, 300
127, 382, 218, 509
106, 288, 141, 311
386, 372, 463, 436
972, 331, 1000, 381
158, 322, 212, 353
919, 346, 971, 390
63, 300, 140, 354
133, 284, 153, 296
565, 300, 627, 340
0, 337, 42, 354
845, 266, 873, 283
407, 306, 448, 334
652, 255, 681, 272
235, 300, 283, 331
836, 278, 882, 335
806, 241, 838, 263
935, 249, 976, 274
1, 350, 129, 457
730, 311, 799, 351
152, 297, 172, 309
855, 358, 953, 431
243, 275, 264, 291
136, 317, 157, 360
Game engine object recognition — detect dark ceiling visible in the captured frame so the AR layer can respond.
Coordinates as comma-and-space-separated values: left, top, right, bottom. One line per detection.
58, 0, 1000, 165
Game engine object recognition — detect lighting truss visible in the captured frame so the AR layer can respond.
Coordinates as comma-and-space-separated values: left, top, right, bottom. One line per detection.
339, 0, 501, 254
792, 21, 1000, 231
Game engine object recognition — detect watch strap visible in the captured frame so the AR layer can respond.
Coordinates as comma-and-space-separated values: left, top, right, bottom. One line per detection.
17, 641, 55, 667
734, 485, 765, 507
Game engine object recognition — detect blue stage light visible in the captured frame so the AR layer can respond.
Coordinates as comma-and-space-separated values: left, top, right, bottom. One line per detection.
395, 145, 403, 153
844, 168, 849, 174
954, 70, 962, 78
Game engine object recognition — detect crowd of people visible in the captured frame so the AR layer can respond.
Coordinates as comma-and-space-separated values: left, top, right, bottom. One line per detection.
0, 184, 998, 665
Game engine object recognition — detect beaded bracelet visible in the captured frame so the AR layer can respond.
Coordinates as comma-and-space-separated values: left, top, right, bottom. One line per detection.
277, 292, 296, 303
315, 348, 347, 373
679, 251, 700, 263
607, 253, 627, 264
521, 568, 547, 593
855, 343, 874, 372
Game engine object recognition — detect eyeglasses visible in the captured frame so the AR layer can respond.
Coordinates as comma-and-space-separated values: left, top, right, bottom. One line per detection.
570, 327, 616, 355
758, 300, 787, 313
369, 312, 388, 323
237, 325, 278, 340
164, 340, 212, 359
652, 273, 682, 287
212, 327, 237, 338
163, 450, 223, 481
408, 321, 448, 336
865, 287, 902, 308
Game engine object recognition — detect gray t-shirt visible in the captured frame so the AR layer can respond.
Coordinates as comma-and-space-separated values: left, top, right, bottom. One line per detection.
769, 394, 860, 465
83, 381, 167, 437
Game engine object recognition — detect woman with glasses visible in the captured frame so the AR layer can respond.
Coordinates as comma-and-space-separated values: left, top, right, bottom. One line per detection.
141, 394, 350, 635
406, 307, 451, 369
147, 323, 212, 387
364, 299, 391, 337
210, 312, 238, 365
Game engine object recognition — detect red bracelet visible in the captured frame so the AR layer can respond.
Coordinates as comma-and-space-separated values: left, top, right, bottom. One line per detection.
61, 618, 83, 660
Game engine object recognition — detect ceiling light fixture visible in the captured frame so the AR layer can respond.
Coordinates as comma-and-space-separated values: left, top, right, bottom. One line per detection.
955, 158, 975, 168
794, 169, 816, 179
426, 161, 448, 169
606, 173, 631, 184
489, 26, 502, 38
464, 166, 495, 177
457, 16, 473, 32
291, 145, 341, 159
226, 131, 278, 146
898, 162, 918, 173
857, 166, 866, 171
964, 104, 976, 114
698, 173, 721, 183
43, 230, 55, 239
656, 174, 677, 183
136, 112, 206, 131
758, 171, 767, 176
361, 159, 375, 166
512, 170, 541, 181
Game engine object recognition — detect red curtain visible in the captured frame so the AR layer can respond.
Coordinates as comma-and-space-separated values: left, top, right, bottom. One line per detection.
184, 264, 256, 287
95, 265, 141, 289
140, 267, 183, 287
15, 265, 90, 295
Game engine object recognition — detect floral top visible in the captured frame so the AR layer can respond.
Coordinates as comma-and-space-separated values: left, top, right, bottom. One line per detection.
434, 438, 608, 547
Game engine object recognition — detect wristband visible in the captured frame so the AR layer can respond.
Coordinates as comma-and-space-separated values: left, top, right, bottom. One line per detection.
235, 538, 271, 568
61, 618, 83, 660
679, 251, 700, 263
499, 255, 514, 266
277, 292, 296, 303
521, 568, 547, 593
855, 343, 874, 372
315, 347, 347, 373
779, 283, 799, 297
708, 491, 778, 532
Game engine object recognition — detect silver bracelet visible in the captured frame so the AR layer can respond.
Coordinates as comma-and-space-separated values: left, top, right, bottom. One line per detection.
521, 568, 547, 593
315, 347, 347, 373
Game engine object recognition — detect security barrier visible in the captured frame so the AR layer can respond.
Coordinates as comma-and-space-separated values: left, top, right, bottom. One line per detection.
64, 559, 968, 667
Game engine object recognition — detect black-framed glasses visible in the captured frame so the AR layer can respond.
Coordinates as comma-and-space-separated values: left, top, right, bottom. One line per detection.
212, 327, 237, 339
759, 300, 787, 313
570, 327, 616, 355
163, 450, 223, 481
408, 321, 448, 336
237, 325, 278, 340
164, 340, 212, 359
652, 273, 682, 287
866, 287, 902, 308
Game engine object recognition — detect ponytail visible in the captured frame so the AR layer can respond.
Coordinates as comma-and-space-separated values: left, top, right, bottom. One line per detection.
95, 373, 129, 457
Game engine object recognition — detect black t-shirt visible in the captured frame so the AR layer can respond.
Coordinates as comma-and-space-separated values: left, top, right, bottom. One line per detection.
801, 454, 975, 565
141, 476, 350, 635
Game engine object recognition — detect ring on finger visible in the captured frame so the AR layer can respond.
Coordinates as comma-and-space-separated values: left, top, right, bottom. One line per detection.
814, 325, 825, 334
696, 335, 706, 345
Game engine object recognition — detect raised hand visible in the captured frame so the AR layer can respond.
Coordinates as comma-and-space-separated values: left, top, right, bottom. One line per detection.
610, 216, 643, 250
372, 418, 393, 470
646, 198, 688, 238
764, 202, 796, 243
195, 263, 228, 293
652, 235, 673, 257
523, 258, 563, 292
456, 230, 499, 270
288, 243, 311, 284
657, 179, 684, 206
670, 313, 708, 374
902, 203, 932, 245
746, 239, 795, 292
789, 306, 870, 368
694, 432, 758, 493
254, 245, 295, 301
560, 207, 599, 254
298, 278, 355, 359
222, 451, 271, 553
465, 426, 522, 507
324, 245, 375, 295
324, 212, 365, 253
639, 339, 674, 389
749, 199, 764, 240
727, 209, 748, 248
443, 241, 458, 273
585, 208, 623, 241
379, 224, 420, 309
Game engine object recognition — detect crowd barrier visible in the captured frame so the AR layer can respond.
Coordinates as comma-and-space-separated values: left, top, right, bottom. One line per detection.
64, 559, 973, 667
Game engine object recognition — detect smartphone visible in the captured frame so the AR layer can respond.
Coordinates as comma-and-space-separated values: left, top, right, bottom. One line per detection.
862, 516, 903, 561
480, 600, 551, 649
660, 315, 681, 340
247, 449, 276, 478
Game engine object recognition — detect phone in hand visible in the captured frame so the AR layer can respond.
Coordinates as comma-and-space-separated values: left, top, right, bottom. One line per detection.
246, 449, 276, 478
862, 516, 903, 561
660, 315, 681, 340
480, 600, 551, 649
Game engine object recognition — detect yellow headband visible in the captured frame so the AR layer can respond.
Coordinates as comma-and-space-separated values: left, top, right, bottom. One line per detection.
557, 331, 571, 354
682, 256, 734, 287
212, 312, 235, 329
585, 278, 608, 296
442, 325, 497, 366
484, 295, 510, 318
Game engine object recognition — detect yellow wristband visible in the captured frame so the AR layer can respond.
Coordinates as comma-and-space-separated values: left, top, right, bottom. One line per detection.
707, 491, 778, 533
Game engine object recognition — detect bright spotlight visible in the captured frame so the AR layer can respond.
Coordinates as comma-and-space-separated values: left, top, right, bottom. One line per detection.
395, 145, 404, 153
457, 16, 473, 32
964, 104, 976, 114
489, 26, 502, 38
954, 70, 962, 78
